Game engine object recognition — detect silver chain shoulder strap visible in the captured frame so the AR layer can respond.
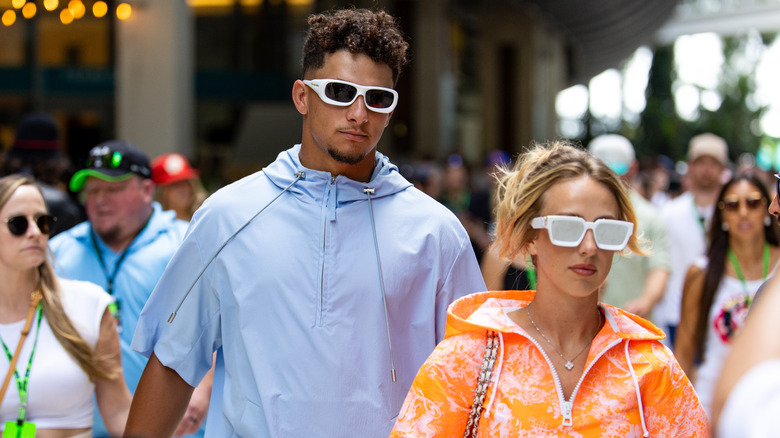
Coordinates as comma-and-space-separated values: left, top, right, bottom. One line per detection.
463, 330, 498, 438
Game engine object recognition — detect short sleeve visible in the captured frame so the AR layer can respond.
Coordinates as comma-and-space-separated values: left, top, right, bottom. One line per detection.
59, 278, 113, 348
131, 215, 222, 387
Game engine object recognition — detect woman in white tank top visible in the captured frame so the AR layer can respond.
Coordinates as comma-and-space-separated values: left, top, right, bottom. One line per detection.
676, 172, 780, 417
0, 174, 130, 437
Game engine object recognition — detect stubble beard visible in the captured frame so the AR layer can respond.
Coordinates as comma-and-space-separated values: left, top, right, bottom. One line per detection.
95, 223, 122, 247
328, 147, 368, 165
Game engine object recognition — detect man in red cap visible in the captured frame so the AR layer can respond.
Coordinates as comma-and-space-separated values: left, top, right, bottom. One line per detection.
151, 153, 208, 221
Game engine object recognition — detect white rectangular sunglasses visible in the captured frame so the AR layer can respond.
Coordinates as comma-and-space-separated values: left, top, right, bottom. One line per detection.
302, 79, 398, 113
531, 215, 633, 251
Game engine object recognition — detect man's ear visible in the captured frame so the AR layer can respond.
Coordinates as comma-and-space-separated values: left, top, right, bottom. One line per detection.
384, 110, 394, 127
141, 178, 155, 202
292, 80, 308, 115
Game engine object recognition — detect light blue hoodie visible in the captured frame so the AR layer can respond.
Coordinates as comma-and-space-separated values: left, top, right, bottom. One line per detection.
132, 145, 486, 437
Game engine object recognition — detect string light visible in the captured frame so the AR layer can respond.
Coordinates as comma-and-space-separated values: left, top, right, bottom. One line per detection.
22, 2, 36, 18
116, 2, 132, 20
0, 0, 150, 27
68, 0, 85, 19
43, 0, 59, 12
59, 7, 73, 24
2, 10, 16, 26
92, 1, 108, 18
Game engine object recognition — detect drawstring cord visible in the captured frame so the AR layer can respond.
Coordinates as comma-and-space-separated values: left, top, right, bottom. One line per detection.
169, 171, 305, 323
625, 340, 649, 437
364, 187, 397, 382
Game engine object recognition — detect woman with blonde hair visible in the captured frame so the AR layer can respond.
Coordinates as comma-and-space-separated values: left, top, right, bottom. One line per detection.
391, 140, 707, 437
0, 174, 130, 437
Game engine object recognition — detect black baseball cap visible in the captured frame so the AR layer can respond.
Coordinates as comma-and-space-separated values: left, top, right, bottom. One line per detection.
70, 140, 152, 192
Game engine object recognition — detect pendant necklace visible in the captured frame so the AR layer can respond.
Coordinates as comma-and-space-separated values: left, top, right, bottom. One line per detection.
527, 305, 602, 371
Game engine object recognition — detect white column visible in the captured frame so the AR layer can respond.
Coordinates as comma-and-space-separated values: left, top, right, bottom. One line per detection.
115, 0, 194, 158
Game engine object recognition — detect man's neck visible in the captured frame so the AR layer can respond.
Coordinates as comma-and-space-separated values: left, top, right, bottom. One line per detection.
692, 187, 719, 209
298, 150, 377, 183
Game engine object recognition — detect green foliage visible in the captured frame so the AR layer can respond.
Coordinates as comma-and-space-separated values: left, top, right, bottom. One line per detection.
634, 33, 770, 165
634, 44, 690, 161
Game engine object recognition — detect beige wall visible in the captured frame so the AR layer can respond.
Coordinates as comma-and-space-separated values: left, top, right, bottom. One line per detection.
476, 5, 565, 158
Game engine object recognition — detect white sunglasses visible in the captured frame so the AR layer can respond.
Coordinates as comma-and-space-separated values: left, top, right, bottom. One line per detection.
302, 79, 398, 113
531, 215, 633, 251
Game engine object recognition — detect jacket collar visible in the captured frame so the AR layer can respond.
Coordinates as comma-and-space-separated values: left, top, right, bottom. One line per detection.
445, 290, 666, 342
262, 145, 412, 204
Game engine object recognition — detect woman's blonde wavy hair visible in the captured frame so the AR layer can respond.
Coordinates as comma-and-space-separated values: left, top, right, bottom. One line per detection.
493, 139, 646, 263
0, 174, 118, 381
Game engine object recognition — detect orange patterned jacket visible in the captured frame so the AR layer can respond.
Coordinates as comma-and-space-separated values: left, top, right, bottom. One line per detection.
391, 290, 709, 437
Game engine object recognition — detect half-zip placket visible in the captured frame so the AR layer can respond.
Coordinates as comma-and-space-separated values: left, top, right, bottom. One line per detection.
316, 175, 338, 327
519, 329, 622, 427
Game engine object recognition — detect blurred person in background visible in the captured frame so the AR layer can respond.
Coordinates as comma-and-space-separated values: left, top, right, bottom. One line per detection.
151, 153, 208, 222
655, 133, 729, 347
409, 160, 444, 200
675, 172, 780, 418
589, 134, 671, 320
0, 174, 130, 437
0, 113, 85, 235
439, 154, 493, 261
481, 245, 536, 291
48, 141, 208, 437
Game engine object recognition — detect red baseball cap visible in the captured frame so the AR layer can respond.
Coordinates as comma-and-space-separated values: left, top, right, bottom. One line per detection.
151, 153, 199, 185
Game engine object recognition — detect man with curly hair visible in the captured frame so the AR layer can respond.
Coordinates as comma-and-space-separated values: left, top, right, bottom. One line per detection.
125, 8, 485, 437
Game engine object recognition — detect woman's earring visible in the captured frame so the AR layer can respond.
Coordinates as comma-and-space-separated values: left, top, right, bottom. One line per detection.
722, 222, 729, 232
766, 216, 772, 227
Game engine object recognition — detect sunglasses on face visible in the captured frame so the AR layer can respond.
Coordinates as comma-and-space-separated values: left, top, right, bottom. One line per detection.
718, 193, 764, 212
531, 215, 634, 251
775, 173, 779, 199
302, 79, 398, 113
4, 214, 56, 236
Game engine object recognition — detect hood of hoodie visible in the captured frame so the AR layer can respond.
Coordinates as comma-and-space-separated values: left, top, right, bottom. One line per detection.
444, 290, 666, 343
262, 144, 412, 205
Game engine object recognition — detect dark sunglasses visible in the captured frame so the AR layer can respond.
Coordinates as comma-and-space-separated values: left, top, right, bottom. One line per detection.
719, 193, 764, 212
4, 214, 57, 236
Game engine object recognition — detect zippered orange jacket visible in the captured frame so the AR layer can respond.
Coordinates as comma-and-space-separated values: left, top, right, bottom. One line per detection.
391, 290, 709, 437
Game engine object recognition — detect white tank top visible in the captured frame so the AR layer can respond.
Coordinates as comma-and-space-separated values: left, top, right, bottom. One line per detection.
0, 278, 111, 429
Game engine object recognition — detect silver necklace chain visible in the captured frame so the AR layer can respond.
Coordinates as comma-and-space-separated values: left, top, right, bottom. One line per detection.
526, 305, 602, 371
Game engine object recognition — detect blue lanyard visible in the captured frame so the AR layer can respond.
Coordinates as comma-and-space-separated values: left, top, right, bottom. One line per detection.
90, 229, 132, 297
0, 305, 43, 424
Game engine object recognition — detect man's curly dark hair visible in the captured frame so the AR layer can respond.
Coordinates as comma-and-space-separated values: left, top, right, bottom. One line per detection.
302, 8, 409, 85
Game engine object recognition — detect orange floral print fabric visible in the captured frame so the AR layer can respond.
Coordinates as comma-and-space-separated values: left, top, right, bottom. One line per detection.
391, 290, 709, 437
